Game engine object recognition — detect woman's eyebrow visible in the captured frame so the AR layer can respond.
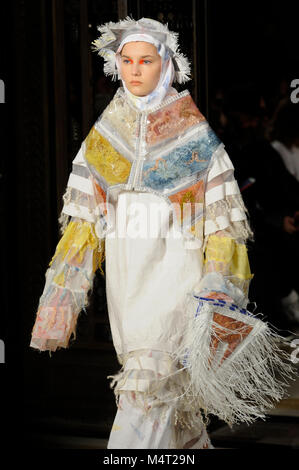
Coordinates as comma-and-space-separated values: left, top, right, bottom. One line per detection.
121, 54, 155, 58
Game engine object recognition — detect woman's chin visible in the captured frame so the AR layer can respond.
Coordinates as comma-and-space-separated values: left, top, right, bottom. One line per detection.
127, 85, 151, 97
130, 90, 147, 97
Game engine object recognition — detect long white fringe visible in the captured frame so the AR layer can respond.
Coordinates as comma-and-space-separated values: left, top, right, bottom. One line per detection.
172, 296, 297, 427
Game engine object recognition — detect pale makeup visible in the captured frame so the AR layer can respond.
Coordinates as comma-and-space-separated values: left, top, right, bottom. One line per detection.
119, 41, 162, 96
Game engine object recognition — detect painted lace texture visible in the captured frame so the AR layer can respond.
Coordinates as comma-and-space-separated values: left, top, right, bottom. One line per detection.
30, 217, 105, 353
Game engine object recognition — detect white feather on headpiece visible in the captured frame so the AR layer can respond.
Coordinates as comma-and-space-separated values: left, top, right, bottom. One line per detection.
91, 17, 191, 84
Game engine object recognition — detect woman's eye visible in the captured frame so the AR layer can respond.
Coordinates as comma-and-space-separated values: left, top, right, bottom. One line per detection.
122, 58, 152, 64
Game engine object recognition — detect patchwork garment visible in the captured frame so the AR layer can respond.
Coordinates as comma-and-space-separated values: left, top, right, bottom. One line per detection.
30, 87, 295, 447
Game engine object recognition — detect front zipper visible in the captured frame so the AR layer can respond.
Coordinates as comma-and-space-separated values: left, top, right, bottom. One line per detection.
131, 112, 147, 190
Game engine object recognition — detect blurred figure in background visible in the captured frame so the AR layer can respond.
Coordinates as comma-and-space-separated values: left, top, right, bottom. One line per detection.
208, 85, 227, 140
217, 84, 299, 333
258, 99, 299, 326
221, 82, 268, 190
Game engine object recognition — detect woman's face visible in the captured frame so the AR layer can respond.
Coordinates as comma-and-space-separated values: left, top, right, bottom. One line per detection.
119, 41, 162, 96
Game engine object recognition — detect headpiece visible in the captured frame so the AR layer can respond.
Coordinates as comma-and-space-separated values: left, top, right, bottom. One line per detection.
91, 17, 191, 84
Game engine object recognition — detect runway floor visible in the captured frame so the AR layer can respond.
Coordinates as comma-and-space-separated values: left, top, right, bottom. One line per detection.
25, 326, 299, 450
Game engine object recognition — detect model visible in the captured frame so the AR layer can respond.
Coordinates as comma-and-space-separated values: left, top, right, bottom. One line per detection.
30, 17, 295, 449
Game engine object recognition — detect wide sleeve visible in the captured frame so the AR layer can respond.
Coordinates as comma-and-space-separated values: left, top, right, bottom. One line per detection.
58, 141, 107, 240
198, 148, 254, 307
30, 143, 106, 353
173, 147, 296, 427
30, 217, 105, 352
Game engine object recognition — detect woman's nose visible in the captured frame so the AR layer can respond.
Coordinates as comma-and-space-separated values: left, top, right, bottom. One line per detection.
132, 63, 141, 76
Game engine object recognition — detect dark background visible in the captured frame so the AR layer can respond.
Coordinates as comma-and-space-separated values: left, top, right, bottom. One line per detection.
0, 0, 299, 451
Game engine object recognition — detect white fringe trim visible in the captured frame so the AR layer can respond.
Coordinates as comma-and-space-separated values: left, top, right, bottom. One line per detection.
172, 296, 297, 427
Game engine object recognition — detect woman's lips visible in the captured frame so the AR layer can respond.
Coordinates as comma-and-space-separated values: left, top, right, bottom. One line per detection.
130, 81, 142, 85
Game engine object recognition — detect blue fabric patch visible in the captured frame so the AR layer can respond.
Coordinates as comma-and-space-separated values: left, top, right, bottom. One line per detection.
142, 127, 221, 191
196, 296, 214, 301
195, 296, 255, 317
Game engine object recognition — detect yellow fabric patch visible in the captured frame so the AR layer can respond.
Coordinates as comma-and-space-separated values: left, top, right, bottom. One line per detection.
85, 126, 131, 185
205, 235, 252, 280
49, 220, 104, 275
53, 271, 65, 287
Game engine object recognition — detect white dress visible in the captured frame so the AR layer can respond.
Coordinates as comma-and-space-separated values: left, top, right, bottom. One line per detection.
104, 188, 210, 448
105, 189, 203, 357
104, 189, 216, 449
